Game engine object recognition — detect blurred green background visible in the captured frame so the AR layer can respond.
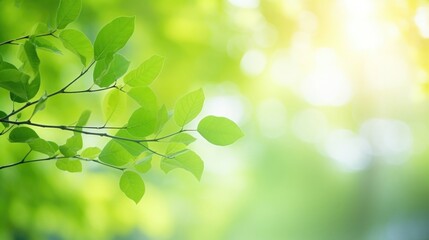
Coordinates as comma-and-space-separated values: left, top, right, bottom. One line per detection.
2, 0, 429, 239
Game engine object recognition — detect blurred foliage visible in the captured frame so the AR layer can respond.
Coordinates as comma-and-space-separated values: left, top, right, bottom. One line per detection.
2, 0, 429, 239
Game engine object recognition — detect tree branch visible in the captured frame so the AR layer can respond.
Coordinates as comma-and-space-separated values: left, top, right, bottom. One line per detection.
0, 31, 57, 47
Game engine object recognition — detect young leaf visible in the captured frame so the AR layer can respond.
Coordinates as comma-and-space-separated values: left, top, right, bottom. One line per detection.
115, 129, 147, 156
127, 106, 158, 138
56, 158, 82, 172
134, 154, 152, 173
59, 134, 82, 157
32, 91, 48, 117
161, 150, 204, 180
173, 89, 204, 127
19, 41, 39, 76
94, 54, 129, 87
56, 0, 82, 29
99, 140, 134, 166
9, 127, 39, 143
32, 38, 62, 54
80, 147, 101, 159
119, 171, 145, 204
127, 87, 157, 107
94, 16, 135, 60
0, 111, 9, 127
154, 105, 169, 134
0, 69, 31, 100
170, 132, 196, 145
124, 55, 164, 87
59, 29, 93, 66
28, 138, 58, 157
197, 116, 243, 146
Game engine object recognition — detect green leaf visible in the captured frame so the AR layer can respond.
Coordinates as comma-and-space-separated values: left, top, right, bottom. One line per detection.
127, 87, 157, 107
119, 171, 145, 204
0, 69, 31, 100
56, 0, 82, 29
99, 140, 134, 166
28, 138, 58, 156
32, 38, 62, 54
94, 16, 135, 60
197, 116, 243, 146
19, 41, 39, 76
9, 73, 40, 103
165, 143, 188, 156
80, 147, 101, 159
59, 134, 82, 157
173, 89, 204, 127
0, 111, 9, 127
56, 158, 82, 172
102, 89, 125, 121
59, 29, 93, 66
32, 91, 47, 117
9, 127, 38, 143
94, 54, 129, 87
124, 55, 164, 87
134, 154, 152, 173
170, 132, 196, 145
0, 58, 17, 71
154, 105, 169, 134
161, 150, 204, 180
76, 110, 91, 129
115, 129, 147, 156
127, 105, 158, 138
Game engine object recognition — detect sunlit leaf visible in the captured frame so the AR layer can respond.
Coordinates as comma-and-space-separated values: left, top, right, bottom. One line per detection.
127, 87, 157, 107
59, 29, 93, 66
119, 171, 145, 204
59, 134, 82, 157
28, 138, 58, 156
127, 105, 158, 138
134, 154, 152, 173
56, 0, 82, 29
197, 116, 243, 146
32, 38, 62, 54
56, 158, 82, 172
124, 55, 164, 87
94, 16, 135, 60
161, 150, 204, 180
170, 132, 196, 145
115, 129, 147, 156
99, 140, 134, 166
19, 41, 39, 76
94, 54, 129, 87
9, 127, 38, 143
80, 147, 101, 159
174, 88, 204, 127
32, 91, 47, 116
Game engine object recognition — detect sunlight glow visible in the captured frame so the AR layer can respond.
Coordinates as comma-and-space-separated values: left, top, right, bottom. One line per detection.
301, 48, 352, 106
415, 6, 429, 38
257, 98, 287, 139
240, 49, 267, 76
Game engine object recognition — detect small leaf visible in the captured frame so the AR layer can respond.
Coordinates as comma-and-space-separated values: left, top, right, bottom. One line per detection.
9, 127, 38, 143
127, 87, 157, 107
56, 0, 82, 29
19, 41, 39, 76
56, 158, 82, 172
0, 111, 9, 127
99, 140, 134, 166
94, 16, 135, 60
161, 150, 204, 180
135, 154, 152, 173
28, 138, 58, 156
197, 116, 243, 146
32, 91, 47, 116
154, 105, 169, 134
115, 129, 147, 156
94, 54, 129, 87
173, 89, 204, 127
32, 38, 62, 54
119, 171, 145, 204
127, 106, 158, 138
80, 147, 101, 159
102, 89, 125, 121
0, 69, 31, 100
59, 29, 93, 66
59, 134, 82, 157
76, 110, 91, 129
124, 55, 164, 87
170, 132, 196, 145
